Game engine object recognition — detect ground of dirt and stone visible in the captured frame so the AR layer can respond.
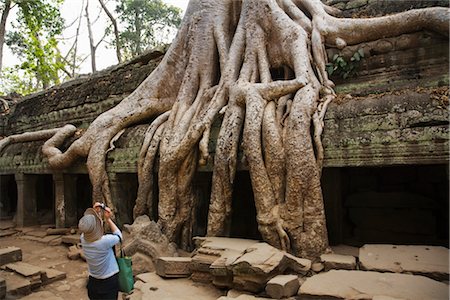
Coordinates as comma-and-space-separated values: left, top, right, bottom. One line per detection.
0, 219, 449, 300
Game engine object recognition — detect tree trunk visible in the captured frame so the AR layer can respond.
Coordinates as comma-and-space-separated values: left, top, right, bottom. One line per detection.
0, 0, 12, 73
85, 0, 97, 72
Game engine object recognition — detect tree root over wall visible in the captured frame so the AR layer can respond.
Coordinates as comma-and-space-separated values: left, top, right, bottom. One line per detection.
4, 0, 447, 259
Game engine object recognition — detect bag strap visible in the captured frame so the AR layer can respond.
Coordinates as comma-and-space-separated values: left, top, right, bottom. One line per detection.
115, 234, 125, 258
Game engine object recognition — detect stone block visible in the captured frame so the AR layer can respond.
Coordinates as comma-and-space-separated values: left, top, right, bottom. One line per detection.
320, 254, 356, 271
0, 247, 22, 266
61, 234, 80, 245
265, 275, 300, 299
4, 273, 32, 296
155, 257, 192, 278
41, 268, 66, 284
48, 237, 62, 246
311, 263, 324, 273
359, 244, 449, 281
67, 245, 82, 260
299, 270, 448, 300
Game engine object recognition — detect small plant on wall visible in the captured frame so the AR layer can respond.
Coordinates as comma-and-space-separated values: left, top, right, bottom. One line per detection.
326, 48, 365, 79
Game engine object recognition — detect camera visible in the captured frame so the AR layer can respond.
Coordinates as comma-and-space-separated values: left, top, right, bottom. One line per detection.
99, 203, 106, 210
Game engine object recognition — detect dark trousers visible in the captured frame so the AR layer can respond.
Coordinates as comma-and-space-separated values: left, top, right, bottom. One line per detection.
87, 273, 119, 300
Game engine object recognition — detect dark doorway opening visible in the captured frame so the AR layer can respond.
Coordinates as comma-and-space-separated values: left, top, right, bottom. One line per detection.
35, 174, 55, 224
113, 173, 138, 227
322, 164, 449, 247
73, 174, 92, 226
0, 175, 17, 220
230, 171, 261, 240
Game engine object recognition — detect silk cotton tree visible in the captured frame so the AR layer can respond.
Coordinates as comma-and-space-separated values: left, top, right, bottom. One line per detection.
29, 0, 448, 258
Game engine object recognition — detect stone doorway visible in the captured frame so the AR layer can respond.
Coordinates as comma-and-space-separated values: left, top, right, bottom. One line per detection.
322, 164, 449, 247
0, 175, 17, 220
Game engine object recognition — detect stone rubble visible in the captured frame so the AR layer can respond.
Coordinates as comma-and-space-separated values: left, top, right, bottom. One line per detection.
0, 246, 67, 298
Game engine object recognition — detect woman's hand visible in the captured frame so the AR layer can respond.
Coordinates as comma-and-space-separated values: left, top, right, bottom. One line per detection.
103, 206, 112, 219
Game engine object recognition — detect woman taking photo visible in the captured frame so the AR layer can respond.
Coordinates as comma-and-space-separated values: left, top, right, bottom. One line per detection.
78, 202, 122, 300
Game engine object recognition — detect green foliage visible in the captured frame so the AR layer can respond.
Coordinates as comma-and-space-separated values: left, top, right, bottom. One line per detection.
326, 48, 365, 79
114, 0, 182, 59
3, 0, 66, 92
0, 67, 36, 95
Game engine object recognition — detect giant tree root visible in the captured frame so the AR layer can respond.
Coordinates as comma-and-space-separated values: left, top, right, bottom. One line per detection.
36, 0, 448, 258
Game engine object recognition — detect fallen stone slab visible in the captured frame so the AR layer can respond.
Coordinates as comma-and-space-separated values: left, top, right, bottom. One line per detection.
299, 270, 449, 300
41, 268, 66, 284
26, 230, 48, 238
3, 272, 33, 296
191, 237, 258, 284
266, 274, 300, 299
61, 234, 81, 245
0, 247, 22, 266
46, 228, 71, 235
0, 229, 17, 237
155, 257, 192, 278
320, 254, 356, 271
230, 243, 310, 293
359, 244, 449, 281
19, 235, 43, 243
2, 262, 42, 278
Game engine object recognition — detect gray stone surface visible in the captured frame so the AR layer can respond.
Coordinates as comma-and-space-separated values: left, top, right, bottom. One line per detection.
155, 257, 192, 278
132, 271, 223, 300
20, 291, 64, 300
320, 253, 356, 271
0, 247, 22, 266
265, 274, 300, 299
299, 270, 448, 300
359, 244, 449, 280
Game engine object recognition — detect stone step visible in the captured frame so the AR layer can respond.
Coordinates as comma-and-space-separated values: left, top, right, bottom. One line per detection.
299, 270, 449, 300
359, 244, 449, 281
0, 247, 22, 266
1, 271, 33, 297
